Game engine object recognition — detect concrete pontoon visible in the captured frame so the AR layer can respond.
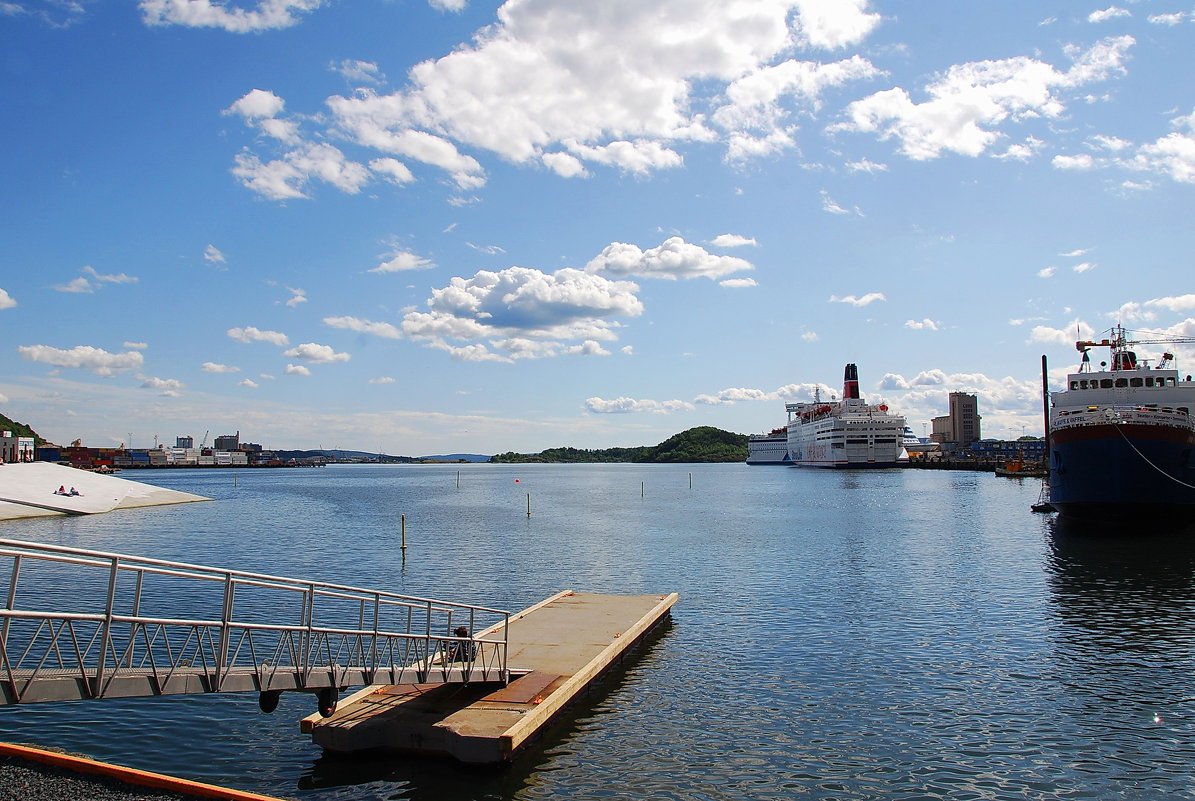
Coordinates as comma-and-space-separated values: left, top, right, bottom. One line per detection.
304, 590, 677, 764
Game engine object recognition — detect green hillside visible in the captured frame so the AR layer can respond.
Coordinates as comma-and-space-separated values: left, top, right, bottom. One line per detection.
491, 426, 747, 463
0, 413, 41, 443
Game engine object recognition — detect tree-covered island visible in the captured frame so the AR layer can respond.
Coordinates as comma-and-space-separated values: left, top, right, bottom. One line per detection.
490, 426, 748, 463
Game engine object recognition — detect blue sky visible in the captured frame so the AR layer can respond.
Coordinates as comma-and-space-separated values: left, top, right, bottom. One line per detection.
1, 0, 1193, 455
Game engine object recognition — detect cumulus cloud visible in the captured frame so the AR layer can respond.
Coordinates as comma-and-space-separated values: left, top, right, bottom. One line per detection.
282, 342, 351, 363
285, 287, 307, 307
829, 292, 886, 306
369, 376, 396, 384
905, 318, 940, 330
1088, 6, 1130, 23
231, 142, 370, 200
584, 397, 695, 414
229, 1, 886, 199
140, 376, 185, 396
1038, 266, 1056, 278
18, 345, 144, 376
402, 265, 643, 361
285, 363, 312, 376
227, 326, 289, 346
331, 59, 384, 84
139, 0, 324, 32
586, 237, 754, 281
202, 362, 240, 373
370, 249, 435, 273
324, 316, 402, 339
0, 288, 16, 310
239, 379, 259, 388
1110, 295, 1195, 322
709, 234, 757, 248
835, 36, 1134, 160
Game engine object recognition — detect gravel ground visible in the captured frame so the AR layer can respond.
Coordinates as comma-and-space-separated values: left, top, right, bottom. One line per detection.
0, 753, 201, 801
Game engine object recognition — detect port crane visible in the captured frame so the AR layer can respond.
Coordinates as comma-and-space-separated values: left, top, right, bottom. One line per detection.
1075, 325, 1195, 371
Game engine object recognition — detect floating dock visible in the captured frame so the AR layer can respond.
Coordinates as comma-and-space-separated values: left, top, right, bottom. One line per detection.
0, 462, 209, 520
303, 590, 678, 764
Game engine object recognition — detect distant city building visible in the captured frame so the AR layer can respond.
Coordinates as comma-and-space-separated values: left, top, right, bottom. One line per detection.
1, 430, 35, 463
213, 432, 240, 451
176, 435, 194, 449
930, 392, 981, 446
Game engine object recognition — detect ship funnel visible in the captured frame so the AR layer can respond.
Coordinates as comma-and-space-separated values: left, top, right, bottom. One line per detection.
843, 363, 861, 399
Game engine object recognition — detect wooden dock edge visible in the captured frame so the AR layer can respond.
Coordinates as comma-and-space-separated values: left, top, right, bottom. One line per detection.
0, 742, 287, 801
299, 589, 576, 733
497, 591, 678, 759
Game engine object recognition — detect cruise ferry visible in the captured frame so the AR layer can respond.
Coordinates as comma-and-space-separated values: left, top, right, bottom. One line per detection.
746, 427, 790, 465
785, 364, 907, 468
1048, 325, 1195, 517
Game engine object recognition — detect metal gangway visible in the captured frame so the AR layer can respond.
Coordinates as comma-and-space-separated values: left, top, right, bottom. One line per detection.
0, 539, 514, 717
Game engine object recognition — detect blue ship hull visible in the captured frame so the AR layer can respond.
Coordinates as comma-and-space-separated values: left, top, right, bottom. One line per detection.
1049, 423, 1195, 517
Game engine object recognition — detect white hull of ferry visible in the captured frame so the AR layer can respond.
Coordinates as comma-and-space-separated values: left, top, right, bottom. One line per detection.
786, 416, 907, 468
746, 433, 790, 465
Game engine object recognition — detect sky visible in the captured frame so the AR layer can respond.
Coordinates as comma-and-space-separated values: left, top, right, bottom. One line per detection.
1, 0, 1194, 456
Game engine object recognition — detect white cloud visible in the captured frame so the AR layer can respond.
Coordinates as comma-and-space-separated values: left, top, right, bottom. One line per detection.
402, 265, 643, 360
139, 0, 323, 32
284, 363, 312, 376
202, 362, 240, 373
1072, 262, 1096, 273
1110, 295, 1195, 322
232, 142, 370, 200
370, 249, 435, 273
720, 277, 759, 288
1148, 12, 1189, 25
285, 287, 307, 307
83, 266, 137, 285
710, 234, 757, 248
227, 326, 289, 346
801, 331, 819, 342
17, 345, 144, 376
1053, 153, 1096, 170
820, 190, 859, 215
123, 341, 148, 350
369, 376, 396, 384
1060, 248, 1088, 257
224, 88, 285, 119
1038, 266, 1056, 278
586, 236, 754, 281
1028, 320, 1095, 346
370, 158, 416, 185
829, 292, 886, 306
324, 316, 402, 339
584, 397, 695, 414
204, 244, 227, 265
331, 59, 384, 84
429, 0, 466, 10
232, 0, 886, 200
905, 318, 940, 330
1088, 6, 1131, 23
140, 376, 185, 396
846, 158, 887, 173
282, 342, 351, 363
239, 379, 259, 388
836, 36, 1134, 160
0, 288, 16, 309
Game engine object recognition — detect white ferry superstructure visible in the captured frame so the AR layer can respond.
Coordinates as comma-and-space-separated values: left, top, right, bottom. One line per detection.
746, 427, 790, 465
785, 363, 907, 468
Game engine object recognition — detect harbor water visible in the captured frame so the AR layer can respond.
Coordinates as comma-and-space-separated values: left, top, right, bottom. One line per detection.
1, 463, 1194, 800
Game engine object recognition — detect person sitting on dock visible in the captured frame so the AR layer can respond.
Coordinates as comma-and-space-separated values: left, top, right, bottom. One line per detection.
69, 487, 80, 496
55, 485, 66, 495
448, 625, 476, 663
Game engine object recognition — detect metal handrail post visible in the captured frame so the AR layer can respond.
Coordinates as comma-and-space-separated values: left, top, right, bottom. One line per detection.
215, 573, 235, 691
1, 555, 21, 686
93, 556, 120, 698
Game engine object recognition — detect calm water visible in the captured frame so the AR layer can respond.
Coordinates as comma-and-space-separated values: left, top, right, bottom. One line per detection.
2, 463, 1194, 801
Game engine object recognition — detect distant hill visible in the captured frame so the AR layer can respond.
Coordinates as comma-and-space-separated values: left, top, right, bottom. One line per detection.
274, 449, 489, 464
419, 454, 491, 463
490, 426, 748, 464
0, 413, 41, 443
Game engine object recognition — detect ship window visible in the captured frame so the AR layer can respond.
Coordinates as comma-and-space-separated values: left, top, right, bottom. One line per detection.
832, 442, 844, 449
1114, 378, 1128, 388
1145, 377, 1155, 387
1100, 379, 1114, 388
1130, 377, 1143, 387
1071, 381, 1080, 390
1180, 407, 1190, 416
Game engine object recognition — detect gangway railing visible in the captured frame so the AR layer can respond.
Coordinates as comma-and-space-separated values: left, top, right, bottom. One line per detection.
0, 539, 513, 717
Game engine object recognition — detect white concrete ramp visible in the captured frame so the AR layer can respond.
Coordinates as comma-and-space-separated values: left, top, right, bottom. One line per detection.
0, 463, 209, 520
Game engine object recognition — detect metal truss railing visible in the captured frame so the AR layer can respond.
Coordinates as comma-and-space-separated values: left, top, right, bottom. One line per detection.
0, 539, 511, 715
